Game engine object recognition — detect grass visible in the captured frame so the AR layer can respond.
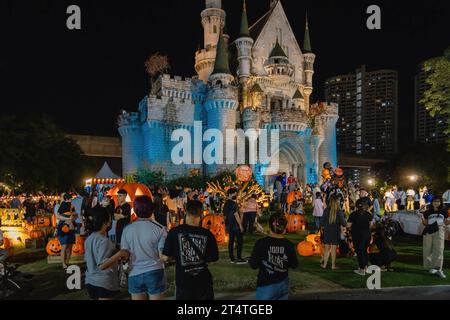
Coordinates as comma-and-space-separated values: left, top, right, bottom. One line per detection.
9, 211, 450, 299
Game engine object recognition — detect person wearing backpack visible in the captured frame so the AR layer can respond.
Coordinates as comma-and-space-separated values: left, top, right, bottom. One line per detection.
161, 200, 219, 300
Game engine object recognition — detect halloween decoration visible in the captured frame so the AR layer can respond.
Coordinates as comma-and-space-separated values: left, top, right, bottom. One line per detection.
285, 214, 306, 233
236, 165, 253, 182
297, 241, 315, 257
46, 238, 62, 256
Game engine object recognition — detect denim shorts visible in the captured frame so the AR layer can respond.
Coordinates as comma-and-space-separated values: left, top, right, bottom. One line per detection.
128, 269, 166, 296
255, 278, 289, 300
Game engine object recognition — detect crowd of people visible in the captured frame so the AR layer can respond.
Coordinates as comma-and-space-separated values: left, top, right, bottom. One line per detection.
0, 179, 449, 300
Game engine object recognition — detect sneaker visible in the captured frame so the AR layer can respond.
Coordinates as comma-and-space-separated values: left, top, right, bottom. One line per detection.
436, 270, 447, 279
429, 269, 438, 275
235, 259, 248, 265
353, 269, 366, 276
230, 260, 236, 264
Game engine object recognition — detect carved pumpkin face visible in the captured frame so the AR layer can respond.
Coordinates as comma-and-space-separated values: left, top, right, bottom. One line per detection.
36, 216, 51, 227
285, 215, 306, 233
46, 238, 62, 256
72, 243, 84, 256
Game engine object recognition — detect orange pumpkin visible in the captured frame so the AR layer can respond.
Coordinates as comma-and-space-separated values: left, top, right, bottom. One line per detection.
202, 214, 226, 243
285, 215, 306, 233
287, 191, 302, 204
314, 244, 324, 256
306, 233, 321, 245
30, 230, 44, 239
297, 241, 315, 256
72, 236, 85, 256
46, 238, 62, 256
235, 165, 253, 182
322, 168, 332, 181
108, 183, 153, 208
61, 224, 70, 233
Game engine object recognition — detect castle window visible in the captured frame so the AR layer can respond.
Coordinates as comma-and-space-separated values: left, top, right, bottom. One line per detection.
213, 25, 218, 34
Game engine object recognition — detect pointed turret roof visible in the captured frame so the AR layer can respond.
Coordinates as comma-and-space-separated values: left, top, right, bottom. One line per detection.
269, 40, 287, 58
303, 11, 312, 53
95, 162, 121, 180
293, 89, 303, 99
239, 0, 250, 38
250, 83, 264, 93
212, 33, 231, 75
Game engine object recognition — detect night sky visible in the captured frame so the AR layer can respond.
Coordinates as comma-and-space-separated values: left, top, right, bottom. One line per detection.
1, 0, 449, 152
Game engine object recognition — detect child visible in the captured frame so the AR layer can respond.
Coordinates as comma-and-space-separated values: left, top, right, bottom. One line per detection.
249, 213, 298, 300
369, 225, 397, 271
290, 198, 304, 215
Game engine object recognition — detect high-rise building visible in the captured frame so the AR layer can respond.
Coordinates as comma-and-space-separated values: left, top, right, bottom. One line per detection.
415, 59, 448, 144
325, 65, 398, 155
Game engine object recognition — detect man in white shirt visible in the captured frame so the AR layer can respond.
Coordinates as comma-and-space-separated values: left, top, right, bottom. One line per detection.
406, 188, 416, 211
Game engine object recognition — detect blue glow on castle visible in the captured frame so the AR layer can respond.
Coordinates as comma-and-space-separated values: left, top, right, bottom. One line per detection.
118, 0, 338, 188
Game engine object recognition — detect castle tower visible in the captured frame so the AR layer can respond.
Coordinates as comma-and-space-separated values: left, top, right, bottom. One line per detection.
235, 0, 254, 83
195, 0, 226, 82
205, 33, 239, 175
315, 104, 339, 169
118, 112, 143, 175
302, 13, 315, 108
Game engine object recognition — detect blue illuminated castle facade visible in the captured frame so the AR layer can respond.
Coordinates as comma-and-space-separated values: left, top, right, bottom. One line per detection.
118, 0, 338, 188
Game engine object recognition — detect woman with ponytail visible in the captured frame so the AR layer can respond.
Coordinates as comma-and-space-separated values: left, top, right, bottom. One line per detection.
249, 213, 298, 300
84, 206, 130, 300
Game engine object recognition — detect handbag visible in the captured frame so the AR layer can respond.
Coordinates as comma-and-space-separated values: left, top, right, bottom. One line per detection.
118, 259, 130, 289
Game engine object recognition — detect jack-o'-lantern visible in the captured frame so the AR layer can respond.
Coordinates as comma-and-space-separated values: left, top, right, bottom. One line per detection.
46, 238, 62, 256
285, 215, 306, 233
210, 226, 227, 244
314, 244, 323, 256
25, 223, 36, 232
297, 241, 315, 256
236, 165, 253, 182
30, 230, 44, 239
72, 236, 85, 256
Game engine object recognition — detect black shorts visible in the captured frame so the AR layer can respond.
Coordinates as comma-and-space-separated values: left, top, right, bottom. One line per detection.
86, 284, 120, 300
176, 284, 214, 300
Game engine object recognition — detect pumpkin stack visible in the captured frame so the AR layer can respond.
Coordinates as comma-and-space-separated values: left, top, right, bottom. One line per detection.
46, 235, 85, 256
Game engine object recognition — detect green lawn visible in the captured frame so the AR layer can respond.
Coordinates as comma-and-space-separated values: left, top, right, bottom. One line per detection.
10, 212, 450, 299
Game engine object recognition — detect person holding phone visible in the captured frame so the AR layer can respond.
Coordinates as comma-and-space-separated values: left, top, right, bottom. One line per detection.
421, 196, 450, 279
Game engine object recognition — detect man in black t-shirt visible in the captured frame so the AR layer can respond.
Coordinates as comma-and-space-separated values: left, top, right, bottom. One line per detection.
347, 198, 373, 275
161, 200, 219, 300
114, 189, 132, 247
223, 188, 246, 264
249, 213, 298, 300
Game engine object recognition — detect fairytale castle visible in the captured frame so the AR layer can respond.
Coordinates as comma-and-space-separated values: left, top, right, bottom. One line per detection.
118, 0, 338, 188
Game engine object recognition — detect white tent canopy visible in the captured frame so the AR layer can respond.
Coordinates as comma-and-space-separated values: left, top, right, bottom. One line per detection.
94, 162, 121, 180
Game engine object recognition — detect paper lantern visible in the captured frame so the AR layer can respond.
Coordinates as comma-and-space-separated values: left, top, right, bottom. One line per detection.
236, 165, 253, 182
297, 241, 315, 257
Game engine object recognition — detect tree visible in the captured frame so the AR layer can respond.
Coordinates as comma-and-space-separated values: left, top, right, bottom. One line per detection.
0, 114, 86, 193
145, 52, 170, 90
420, 46, 450, 150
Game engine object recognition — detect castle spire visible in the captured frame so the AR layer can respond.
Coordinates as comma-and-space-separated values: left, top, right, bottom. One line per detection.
212, 32, 231, 75
270, 38, 287, 58
303, 10, 312, 53
239, 0, 250, 37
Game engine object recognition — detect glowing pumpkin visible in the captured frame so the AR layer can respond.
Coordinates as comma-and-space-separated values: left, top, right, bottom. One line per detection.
297, 241, 315, 257
46, 238, 62, 256
61, 224, 70, 233
108, 183, 153, 208
285, 215, 306, 233
235, 165, 253, 182
306, 233, 321, 246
